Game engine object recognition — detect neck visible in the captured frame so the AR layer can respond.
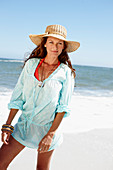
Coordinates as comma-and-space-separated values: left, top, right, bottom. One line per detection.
44, 55, 59, 65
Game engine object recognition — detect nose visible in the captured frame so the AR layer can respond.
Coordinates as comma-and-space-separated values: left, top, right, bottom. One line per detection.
53, 44, 58, 50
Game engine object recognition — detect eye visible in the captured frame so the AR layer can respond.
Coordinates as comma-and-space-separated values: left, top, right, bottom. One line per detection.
49, 41, 53, 44
58, 42, 63, 45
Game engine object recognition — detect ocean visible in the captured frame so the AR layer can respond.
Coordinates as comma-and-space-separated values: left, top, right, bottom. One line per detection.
0, 58, 113, 96
0, 58, 113, 134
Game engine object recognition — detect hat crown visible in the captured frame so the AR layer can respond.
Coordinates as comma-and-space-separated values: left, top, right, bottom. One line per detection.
45, 25, 67, 39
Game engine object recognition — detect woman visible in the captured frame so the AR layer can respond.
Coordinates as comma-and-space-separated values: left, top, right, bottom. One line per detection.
0, 24, 80, 170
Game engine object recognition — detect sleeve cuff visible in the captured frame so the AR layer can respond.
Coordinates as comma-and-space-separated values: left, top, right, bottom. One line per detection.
8, 101, 23, 110
55, 104, 71, 118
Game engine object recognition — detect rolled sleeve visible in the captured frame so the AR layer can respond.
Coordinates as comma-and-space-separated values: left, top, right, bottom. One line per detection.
55, 68, 75, 118
8, 63, 27, 110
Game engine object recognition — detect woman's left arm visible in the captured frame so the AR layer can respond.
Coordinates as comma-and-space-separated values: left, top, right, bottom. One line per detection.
38, 68, 75, 153
38, 112, 65, 153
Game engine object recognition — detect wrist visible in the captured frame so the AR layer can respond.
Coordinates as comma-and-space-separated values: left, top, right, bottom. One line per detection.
6, 123, 11, 125
1, 124, 14, 134
47, 131, 55, 138
6, 121, 12, 125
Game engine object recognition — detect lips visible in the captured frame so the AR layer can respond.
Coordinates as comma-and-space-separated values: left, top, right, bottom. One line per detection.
52, 51, 58, 52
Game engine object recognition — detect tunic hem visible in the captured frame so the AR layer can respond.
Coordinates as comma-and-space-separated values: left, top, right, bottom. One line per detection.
11, 132, 63, 151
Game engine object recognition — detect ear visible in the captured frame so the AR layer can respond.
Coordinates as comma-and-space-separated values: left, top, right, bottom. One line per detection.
44, 45, 46, 47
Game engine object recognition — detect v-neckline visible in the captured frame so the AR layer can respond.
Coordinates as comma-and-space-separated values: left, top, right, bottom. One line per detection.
33, 58, 63, 83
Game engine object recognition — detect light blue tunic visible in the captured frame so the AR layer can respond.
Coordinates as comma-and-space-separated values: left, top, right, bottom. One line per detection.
8, 58, 75, 151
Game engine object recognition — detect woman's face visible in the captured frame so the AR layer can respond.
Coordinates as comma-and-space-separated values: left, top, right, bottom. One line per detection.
45, 37, 64, 58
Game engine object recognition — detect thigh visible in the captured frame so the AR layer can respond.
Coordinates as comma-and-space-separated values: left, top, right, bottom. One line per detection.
0, 135, 25, 167
37, 150, 54, 170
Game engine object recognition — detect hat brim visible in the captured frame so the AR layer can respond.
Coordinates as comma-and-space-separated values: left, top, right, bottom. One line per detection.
29, 33, 80, 53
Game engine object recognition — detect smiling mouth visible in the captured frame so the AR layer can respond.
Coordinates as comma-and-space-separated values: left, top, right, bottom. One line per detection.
52, 51, 58, 53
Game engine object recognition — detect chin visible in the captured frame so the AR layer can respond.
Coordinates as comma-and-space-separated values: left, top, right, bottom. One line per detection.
51, 53, 59, 57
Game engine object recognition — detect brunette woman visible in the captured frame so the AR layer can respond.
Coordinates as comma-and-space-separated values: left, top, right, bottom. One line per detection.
0, 24, 80, 170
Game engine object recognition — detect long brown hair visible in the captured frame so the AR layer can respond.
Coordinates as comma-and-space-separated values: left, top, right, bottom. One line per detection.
24, 37, 76, 78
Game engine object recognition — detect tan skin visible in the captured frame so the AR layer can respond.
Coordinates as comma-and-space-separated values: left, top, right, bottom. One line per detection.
0, 37, 66, 170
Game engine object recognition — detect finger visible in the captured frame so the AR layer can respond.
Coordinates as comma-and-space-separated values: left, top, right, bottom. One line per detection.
39, 144, 50, 153
1, 132, 4, 142
1, 132, 8, 145
38, 145, 44, 153
38, 141, 43, 148
6, 132, 11, 144
45, 145, 50, 152
1, 132, 5, 143
38, 148, 42, 153
41, 144, 47, 153
38, 142, 43, 152
38, 142, 46, 153
40, 147, 49, 153
38, 136, 49, 152
46, 145, 50, 151
43, 146, 49, 153
38, 146, 41, 152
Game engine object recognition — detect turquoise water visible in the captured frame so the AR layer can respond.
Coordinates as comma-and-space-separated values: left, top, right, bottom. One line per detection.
0, 58, 113, 96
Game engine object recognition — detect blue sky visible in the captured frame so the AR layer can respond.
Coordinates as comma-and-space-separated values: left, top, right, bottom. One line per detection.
0, 0, 113, 67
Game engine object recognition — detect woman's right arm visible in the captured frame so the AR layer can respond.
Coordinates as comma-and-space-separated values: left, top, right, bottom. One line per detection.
6, 108, 19, 125
2, 59, 31, 144
1, 108, 19, 145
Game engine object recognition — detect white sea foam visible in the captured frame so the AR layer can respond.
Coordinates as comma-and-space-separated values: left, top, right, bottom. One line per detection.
0, 59, 24, 63
74, 88, 113, 97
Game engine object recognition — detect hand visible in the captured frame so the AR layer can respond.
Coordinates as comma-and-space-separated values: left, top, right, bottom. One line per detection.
38, 133, 54, 153
1, 131, 11, 145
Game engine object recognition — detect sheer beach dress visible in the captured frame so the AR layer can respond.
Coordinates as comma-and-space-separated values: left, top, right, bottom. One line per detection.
8, 58, 75, 151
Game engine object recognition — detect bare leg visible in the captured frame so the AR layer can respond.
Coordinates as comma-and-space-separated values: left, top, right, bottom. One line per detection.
37, 149, 54, 170
0, 135, 25, 170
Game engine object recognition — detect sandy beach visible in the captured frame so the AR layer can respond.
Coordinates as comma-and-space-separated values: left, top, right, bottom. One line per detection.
0, 93, 113, 170
52, 129, 113, 170
1, 128, 112, 170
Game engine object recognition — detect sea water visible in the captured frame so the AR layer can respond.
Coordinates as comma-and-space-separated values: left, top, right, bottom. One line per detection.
0, 58, 113, 134
0, 58, 113, 96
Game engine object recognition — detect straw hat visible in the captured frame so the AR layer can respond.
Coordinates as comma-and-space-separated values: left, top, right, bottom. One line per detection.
29, 24, 80, 53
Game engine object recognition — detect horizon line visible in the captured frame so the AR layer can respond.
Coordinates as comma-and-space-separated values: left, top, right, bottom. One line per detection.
0, 57, 113, 69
